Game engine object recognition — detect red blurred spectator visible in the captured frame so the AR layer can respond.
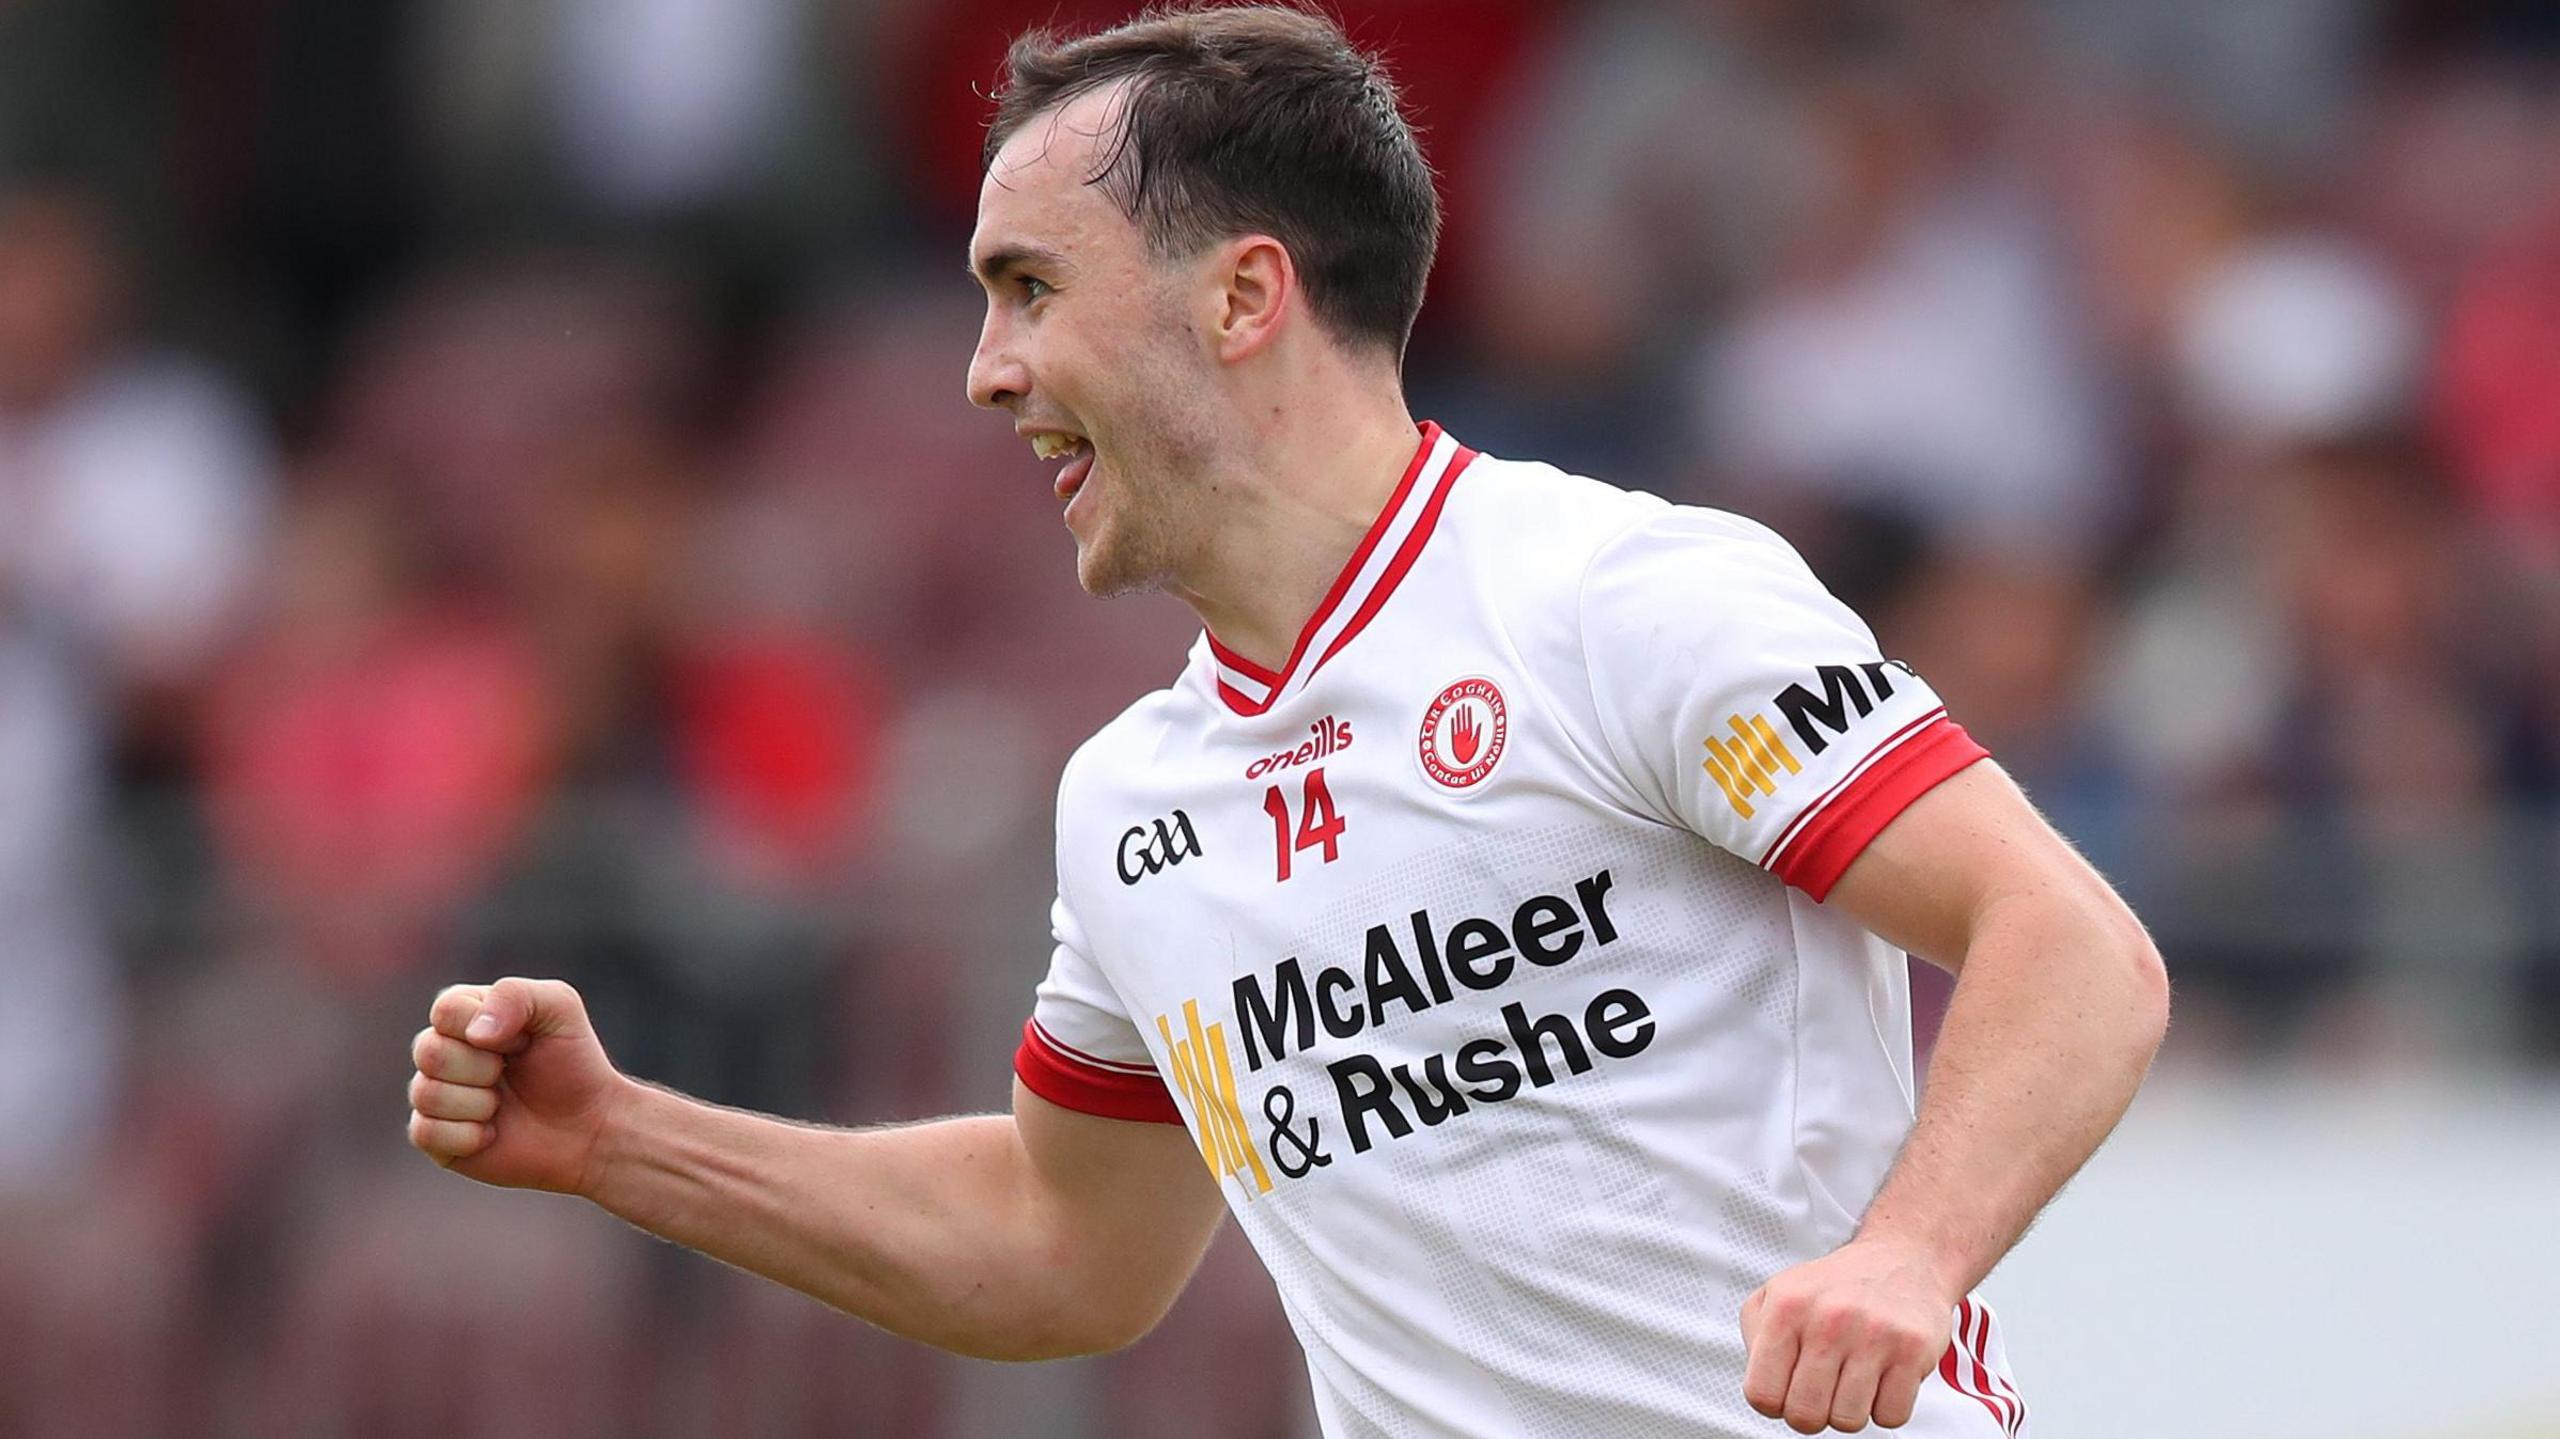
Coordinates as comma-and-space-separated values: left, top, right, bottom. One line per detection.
2432, 233, 2560, 546
668, 625, 885, 888
205, 481, 552, 984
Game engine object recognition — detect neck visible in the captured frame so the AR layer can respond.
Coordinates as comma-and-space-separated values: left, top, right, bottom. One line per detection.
1167, 385, 1421, 672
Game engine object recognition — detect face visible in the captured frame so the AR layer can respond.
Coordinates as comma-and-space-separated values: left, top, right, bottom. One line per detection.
967, 88, 1223, 597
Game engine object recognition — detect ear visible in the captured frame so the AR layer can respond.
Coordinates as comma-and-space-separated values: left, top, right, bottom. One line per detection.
1212, 235, 1295, 363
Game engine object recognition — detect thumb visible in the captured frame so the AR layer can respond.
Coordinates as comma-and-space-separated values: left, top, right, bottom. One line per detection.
463, 977, 580, 1053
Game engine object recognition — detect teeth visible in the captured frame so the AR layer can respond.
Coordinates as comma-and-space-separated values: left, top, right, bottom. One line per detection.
1030, 433, 1086, 462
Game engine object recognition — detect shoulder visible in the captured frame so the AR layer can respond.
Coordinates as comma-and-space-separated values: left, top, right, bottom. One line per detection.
1442, 447, 1830, 648
1444, 449, 1673, 579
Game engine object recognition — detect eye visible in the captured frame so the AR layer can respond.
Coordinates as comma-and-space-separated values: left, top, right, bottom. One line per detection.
1020, 275, 1054, 303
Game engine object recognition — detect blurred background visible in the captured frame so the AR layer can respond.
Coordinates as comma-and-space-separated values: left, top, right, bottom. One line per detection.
2, 0, 2557, 1435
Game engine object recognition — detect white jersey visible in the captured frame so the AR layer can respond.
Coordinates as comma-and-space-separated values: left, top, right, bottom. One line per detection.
1014, 425, 2028, 1438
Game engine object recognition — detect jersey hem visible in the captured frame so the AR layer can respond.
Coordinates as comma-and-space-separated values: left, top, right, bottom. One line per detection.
1013, 1018, 1184, 1124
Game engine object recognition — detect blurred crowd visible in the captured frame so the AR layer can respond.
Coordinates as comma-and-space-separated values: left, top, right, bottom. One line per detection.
2, 0, 2557, 1435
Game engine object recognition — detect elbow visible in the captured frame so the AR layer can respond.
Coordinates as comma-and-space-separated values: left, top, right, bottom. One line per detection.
984, 1301, 1167, 1363
955, 1277, 1175, 1363
2113, 911, 2172, 1060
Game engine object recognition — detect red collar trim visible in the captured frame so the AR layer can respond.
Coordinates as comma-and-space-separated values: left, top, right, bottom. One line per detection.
1205, 422, 1476, 717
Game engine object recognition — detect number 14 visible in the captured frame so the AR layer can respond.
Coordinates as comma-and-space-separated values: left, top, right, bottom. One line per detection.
1262, 768, 1344, 882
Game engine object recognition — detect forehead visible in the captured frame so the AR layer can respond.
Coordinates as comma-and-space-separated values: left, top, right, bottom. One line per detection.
973, 85, 1143, 263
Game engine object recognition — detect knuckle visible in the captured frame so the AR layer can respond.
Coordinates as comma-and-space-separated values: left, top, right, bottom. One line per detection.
1812, 1303, 1864, 1345
1744, 1384, 1785, 1416
1830, 1415, 1869, 1434
1786, 1411, 1826, 1436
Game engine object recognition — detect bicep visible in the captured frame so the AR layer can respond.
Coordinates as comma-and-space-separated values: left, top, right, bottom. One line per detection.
1010, 1079, 1228, 1337
1822, 760, 2143, 974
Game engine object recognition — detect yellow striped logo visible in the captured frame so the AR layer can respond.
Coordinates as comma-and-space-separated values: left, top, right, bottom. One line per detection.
1701, 713, 1802, 819
1156, 1000, 1274, 1197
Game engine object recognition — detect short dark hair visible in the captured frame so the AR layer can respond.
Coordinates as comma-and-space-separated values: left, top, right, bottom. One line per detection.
983, 4, 1440, 359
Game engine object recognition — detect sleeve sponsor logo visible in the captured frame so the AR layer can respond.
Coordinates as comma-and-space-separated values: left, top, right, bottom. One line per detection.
1773, 661, 1911, 754
1701, 714, 1801, 819
1702, 661, 1917, 819
1152, 869, 1659, 1192
1116, 809, 1204, 885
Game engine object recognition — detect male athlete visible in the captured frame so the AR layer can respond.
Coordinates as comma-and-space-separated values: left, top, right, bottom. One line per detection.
407, 8, 2167, 1435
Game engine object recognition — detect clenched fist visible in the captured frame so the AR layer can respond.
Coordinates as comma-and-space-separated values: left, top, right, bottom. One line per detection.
1739, 1236, 1956, 1433
406, 977, 629, 1195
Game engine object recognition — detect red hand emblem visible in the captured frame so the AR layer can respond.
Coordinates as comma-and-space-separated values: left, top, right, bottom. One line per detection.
1450, 705, 1481, 764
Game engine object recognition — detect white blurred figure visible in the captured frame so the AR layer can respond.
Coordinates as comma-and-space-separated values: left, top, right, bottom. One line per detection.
0, 632, 116, 1192
552, 0, 802, 217
0, 185, 276, 691
1698, 73, 2121, 554
2172, 235, 2422, 446
0, 183, 275, 1186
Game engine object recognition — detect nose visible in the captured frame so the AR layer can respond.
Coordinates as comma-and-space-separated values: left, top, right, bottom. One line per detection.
967, 305, 1027, 412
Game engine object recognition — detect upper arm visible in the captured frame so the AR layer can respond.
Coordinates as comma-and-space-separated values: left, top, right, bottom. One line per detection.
1822, 760, 2155, 976
1003, 858, 1224, 1347
1010, 1079, 1227, 1346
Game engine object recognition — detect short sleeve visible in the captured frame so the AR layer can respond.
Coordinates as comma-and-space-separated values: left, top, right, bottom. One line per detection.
1013, 894, 1184, 1124
1578, 508, 1988, 901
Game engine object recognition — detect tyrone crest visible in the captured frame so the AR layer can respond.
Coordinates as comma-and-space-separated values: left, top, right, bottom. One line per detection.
1417, 677, 1508, 790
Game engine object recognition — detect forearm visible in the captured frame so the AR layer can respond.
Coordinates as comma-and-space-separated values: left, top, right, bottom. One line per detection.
584, 1082, 1099, 1360
1858, 890, 2169, 1294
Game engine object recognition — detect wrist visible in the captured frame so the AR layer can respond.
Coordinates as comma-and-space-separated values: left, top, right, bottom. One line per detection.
1848, 1221, 1975, 1302
579, 1075, 661, 1204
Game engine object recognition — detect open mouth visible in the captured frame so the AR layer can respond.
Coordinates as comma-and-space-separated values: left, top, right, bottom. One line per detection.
1030, 431, 1094, 502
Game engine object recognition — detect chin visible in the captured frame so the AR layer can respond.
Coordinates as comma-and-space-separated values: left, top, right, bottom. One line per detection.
1073, 533, 1167, 600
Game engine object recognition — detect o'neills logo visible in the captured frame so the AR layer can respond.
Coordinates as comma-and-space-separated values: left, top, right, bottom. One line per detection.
1154, 868, 1658, 1191
1418, 677, 1507, 789
1246, 715, 1354, 780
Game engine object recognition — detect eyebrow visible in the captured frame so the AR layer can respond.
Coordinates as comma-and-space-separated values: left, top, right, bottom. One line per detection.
969, 242, 1071, 288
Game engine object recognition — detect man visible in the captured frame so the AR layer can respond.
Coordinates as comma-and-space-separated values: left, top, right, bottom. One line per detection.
407, 8, 2168, 1435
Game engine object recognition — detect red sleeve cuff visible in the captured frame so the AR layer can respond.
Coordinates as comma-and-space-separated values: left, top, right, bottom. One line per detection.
1013, 1019, 1185, 1124
1763, 714, 1988, 902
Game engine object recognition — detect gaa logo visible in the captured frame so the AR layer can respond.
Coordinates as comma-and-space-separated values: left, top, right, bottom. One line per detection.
1117, 810, 1203, 885
1417, 677, 1508, 790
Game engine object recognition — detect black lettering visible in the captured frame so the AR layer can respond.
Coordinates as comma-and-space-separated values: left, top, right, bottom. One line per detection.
1453, 1038, 1522, 1103
1409, 909, 1454, 1005
1391, 1054, 1472, 1126
1233, 960, 1313, 1071
1503, 1000, 1593, 1088
1362, 925, 1432, 1022
1774, 665, 1876, 754
1512, 894, 1585, 967
1316, 967, 1362, 1039
1328, 1054, 1409, 1154
1115, 826, 1150, 885
1574, 870, 1619, 946
1585, 989, 1657, 1060
1445, 918, 1514, 990
1857, 660, 1899, 703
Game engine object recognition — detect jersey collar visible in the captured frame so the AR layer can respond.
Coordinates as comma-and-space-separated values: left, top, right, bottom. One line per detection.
1204, 421, 1476, 717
